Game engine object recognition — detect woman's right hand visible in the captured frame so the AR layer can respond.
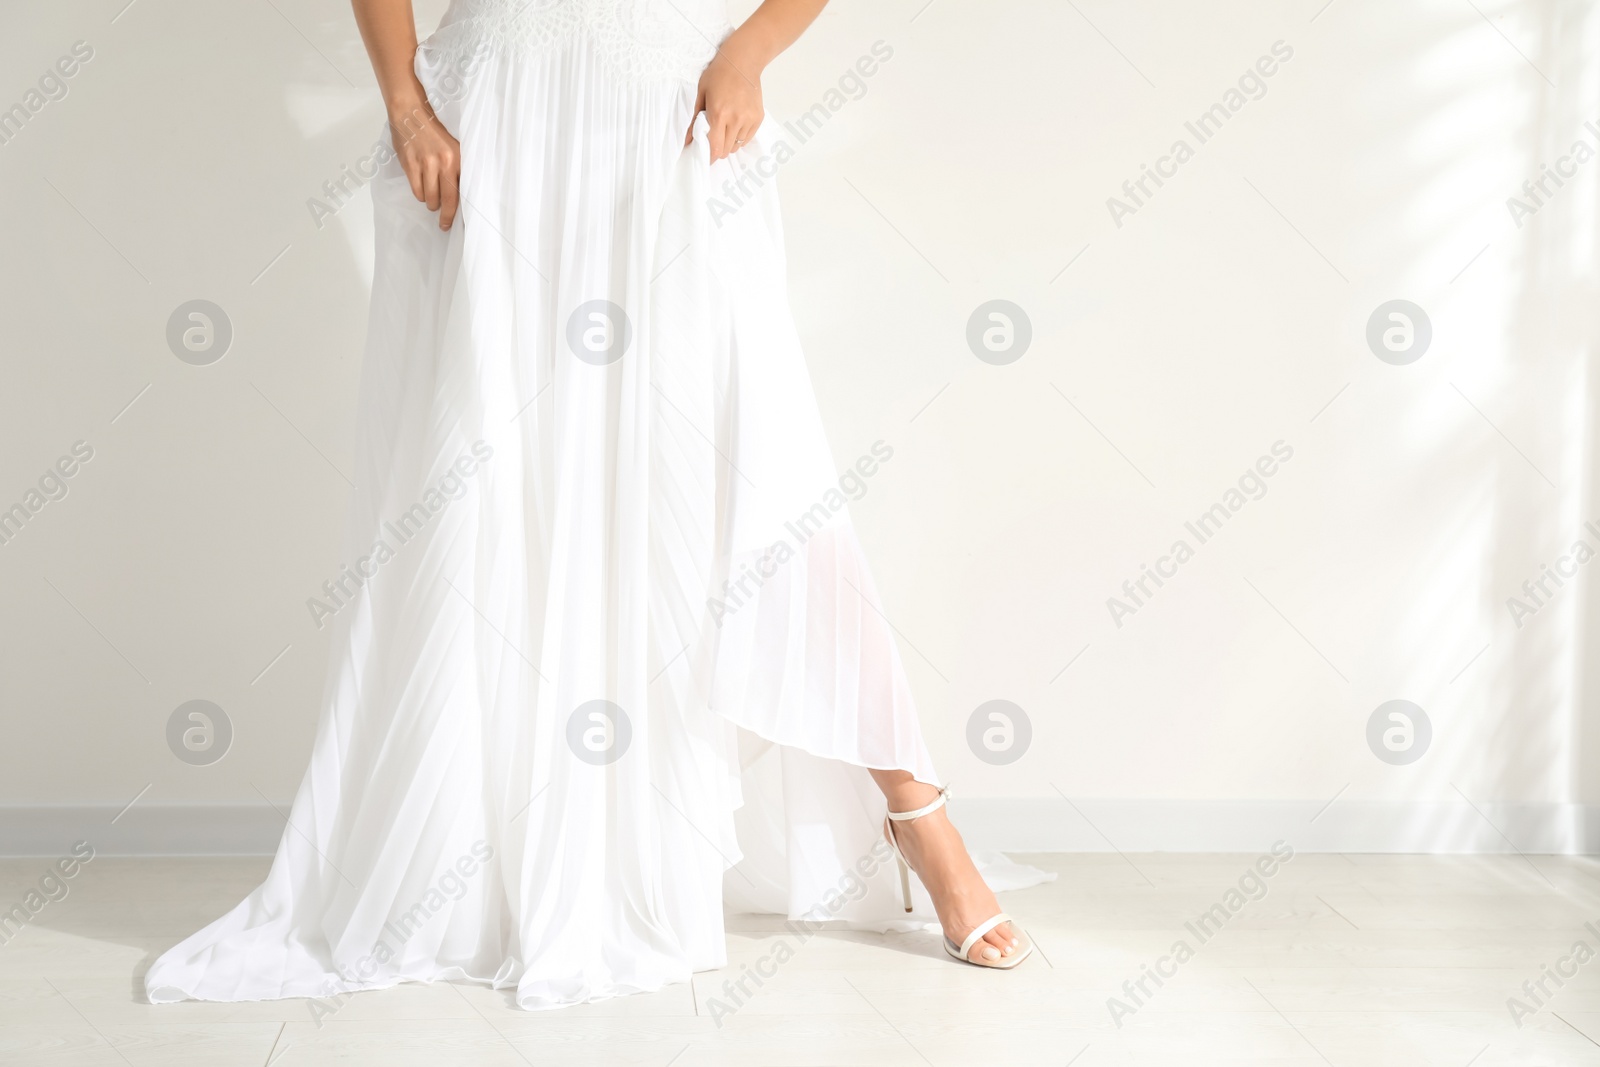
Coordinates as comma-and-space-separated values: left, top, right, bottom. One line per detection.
388, 97, 461, 231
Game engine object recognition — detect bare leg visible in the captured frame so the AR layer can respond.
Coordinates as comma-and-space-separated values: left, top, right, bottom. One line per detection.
869, 769, 1019, 963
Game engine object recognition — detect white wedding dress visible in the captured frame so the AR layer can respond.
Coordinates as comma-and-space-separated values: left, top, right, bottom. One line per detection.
145, 0, 1048, 1011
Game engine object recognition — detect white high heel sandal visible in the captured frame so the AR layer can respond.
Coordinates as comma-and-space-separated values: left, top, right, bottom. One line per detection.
883, 785, 1034, 969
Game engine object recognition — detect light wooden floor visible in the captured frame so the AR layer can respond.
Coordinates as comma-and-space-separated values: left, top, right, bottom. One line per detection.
4, 853, 1600, 1065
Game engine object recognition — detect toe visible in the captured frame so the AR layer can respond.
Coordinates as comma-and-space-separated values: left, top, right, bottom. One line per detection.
969, 923, 1013, 962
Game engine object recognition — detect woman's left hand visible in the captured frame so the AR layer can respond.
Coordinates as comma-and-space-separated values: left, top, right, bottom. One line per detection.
687, 45, 764, 163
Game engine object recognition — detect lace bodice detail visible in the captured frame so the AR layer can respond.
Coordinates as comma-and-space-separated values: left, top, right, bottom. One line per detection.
425, 0, 731, 84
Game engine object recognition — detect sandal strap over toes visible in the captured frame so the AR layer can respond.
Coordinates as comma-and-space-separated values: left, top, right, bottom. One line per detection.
955, 913, 1011, 960
944, 912, 1034, 970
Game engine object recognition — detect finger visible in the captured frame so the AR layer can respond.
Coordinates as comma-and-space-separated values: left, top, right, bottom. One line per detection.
704, 115, 723, 163
423, 158, 442, 212
439, 140, 461, 229
439, 164, 460, 231
686, 87, 705, 146
712, 115, 734, 162
403, 153, 426, 205
441, 153, 460, 228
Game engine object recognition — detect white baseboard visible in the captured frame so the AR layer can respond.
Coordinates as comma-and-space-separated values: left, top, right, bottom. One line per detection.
1, 806, 289, 858
953, 798, 1600, 855
3, 799, 1596, 857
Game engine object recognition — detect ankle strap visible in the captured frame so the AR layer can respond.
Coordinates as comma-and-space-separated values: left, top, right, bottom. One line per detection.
886, 784, 951, 822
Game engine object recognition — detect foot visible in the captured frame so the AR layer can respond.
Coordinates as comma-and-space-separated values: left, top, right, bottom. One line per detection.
887, 805, 1020, 964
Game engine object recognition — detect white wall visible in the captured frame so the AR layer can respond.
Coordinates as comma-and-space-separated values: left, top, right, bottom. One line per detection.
1, 0, 1597, 854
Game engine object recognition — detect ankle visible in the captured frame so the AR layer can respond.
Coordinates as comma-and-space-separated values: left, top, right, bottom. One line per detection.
884, 780, 942, 815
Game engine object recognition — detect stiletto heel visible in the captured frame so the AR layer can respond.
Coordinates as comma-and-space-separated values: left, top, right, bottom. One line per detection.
881, 785, 1034, 970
